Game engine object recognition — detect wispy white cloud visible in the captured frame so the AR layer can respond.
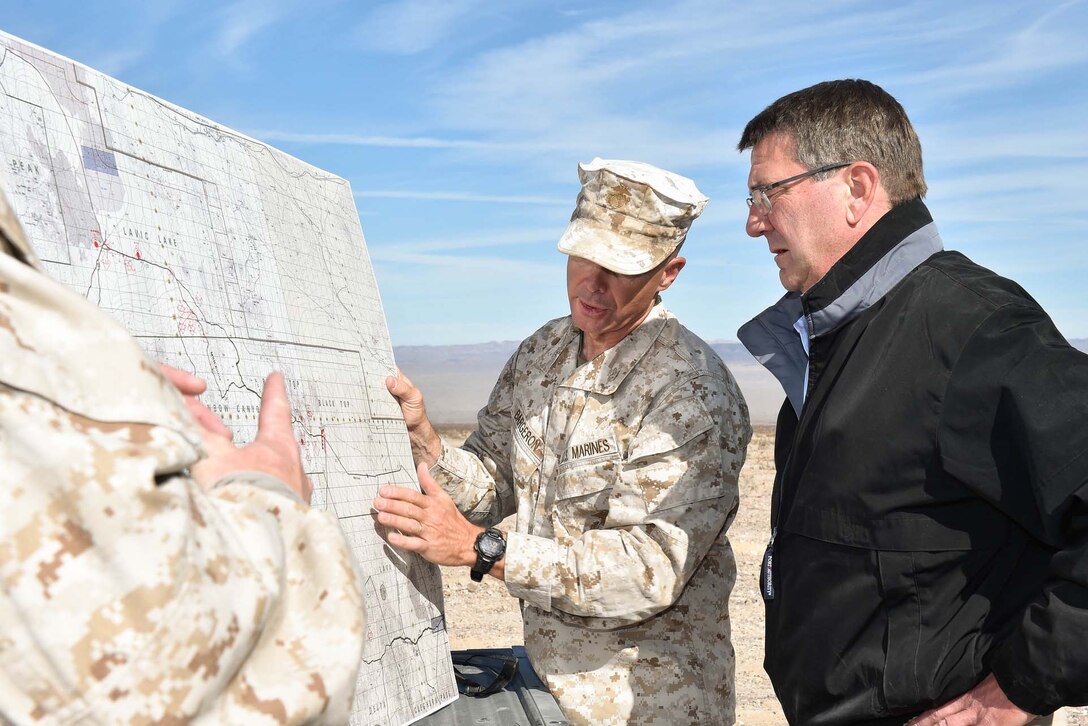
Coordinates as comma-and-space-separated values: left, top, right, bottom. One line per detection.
932, 166, 1088, 202
421, 2, 921, 167
251, 129, 537, 151
355, 0, 483, 55
270, 2, 1009, 173
407, 0, 1088, 175
354, 190, 567, 205
893, 1, 1088, 97
215, 0, 285, 59
372, 250, 556, 271
368, 228, 558, 255
60, 0, 190, 80
251, 126, 742, 172
84, 46, 146, 78
923, 125, 1088, 165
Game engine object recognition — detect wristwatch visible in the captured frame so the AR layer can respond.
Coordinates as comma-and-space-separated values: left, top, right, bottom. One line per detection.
471, 528, 506, 582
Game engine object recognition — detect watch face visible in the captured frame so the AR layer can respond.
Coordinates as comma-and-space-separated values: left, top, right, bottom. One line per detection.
477, 531, 505, 558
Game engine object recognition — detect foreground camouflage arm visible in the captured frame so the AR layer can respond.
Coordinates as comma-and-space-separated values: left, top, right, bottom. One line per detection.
0, 389, 367, 724
0, 204, 365, 724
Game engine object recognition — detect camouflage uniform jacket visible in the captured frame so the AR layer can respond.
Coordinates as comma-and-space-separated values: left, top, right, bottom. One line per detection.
431, 304, 751, 725
0, 193, 366, 724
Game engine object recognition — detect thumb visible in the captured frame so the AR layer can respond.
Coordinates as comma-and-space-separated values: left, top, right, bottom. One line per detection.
386, 368, 408, 393
387, 369, 420, 401
417, 461, 441, 495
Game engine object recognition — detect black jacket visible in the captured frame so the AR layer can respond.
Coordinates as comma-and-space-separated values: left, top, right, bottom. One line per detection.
739, 199, 1088, 725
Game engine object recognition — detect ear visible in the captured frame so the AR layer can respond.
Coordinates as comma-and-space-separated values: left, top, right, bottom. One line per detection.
657, 256, 686, 292
844, 162, 884, 226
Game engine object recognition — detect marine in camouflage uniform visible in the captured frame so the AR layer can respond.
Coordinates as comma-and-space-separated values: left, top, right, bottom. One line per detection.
378, 159, 751, 725
437, 303, 748, 724
0, 190, 366, 724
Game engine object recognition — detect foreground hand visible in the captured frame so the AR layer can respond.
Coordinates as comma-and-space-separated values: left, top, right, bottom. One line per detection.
191, 372, 312, 502
158, 362, 233, 440
372, 462, 483, 567
906, 674, 1036, 726
385, 369, 442, 466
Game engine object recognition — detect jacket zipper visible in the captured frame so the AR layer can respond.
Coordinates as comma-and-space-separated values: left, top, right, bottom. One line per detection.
762, 309, 817, 601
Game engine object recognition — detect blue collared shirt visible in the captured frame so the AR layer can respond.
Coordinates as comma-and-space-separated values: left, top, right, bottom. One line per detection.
794, 314, 810, 404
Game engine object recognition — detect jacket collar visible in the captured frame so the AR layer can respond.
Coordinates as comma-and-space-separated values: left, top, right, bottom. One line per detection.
557, 302, 671, 395
738, 198, 943, 415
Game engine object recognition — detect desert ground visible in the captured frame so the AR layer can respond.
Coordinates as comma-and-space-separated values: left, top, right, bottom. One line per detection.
434, 425, 1087, 725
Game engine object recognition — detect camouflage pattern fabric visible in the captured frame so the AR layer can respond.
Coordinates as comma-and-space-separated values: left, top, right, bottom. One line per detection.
557, 159, 708, 275
0, 191, 366, 724
431, 304, 751, 725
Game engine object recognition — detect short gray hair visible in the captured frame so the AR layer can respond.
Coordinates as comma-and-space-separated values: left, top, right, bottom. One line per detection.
737, 79, 926, 205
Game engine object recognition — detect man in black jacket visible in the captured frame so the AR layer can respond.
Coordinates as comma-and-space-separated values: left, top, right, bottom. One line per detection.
737, 79, 1088, 725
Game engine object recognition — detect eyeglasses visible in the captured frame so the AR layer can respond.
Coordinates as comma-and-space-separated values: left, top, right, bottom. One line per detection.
746, 162, 853, 212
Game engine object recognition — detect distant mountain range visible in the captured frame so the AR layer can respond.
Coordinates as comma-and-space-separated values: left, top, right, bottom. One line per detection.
394, 339, 763, 371
395, 338, 1088, 426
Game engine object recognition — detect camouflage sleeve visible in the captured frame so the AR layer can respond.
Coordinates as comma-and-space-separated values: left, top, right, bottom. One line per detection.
0, 384, 366, 724
428, 351, 518, 528
504, 372, 750, 626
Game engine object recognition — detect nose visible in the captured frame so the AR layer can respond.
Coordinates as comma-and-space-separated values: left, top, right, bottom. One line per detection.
583, 264, 609, 292
746, 205, 770, 238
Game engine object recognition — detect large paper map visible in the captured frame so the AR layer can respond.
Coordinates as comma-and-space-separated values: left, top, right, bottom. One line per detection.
0, 31, 457, 725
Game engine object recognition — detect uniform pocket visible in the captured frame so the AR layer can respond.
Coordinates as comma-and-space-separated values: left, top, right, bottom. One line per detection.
624, 398, 719, 510
553, 459, 618, 533
555, 429, 621, 502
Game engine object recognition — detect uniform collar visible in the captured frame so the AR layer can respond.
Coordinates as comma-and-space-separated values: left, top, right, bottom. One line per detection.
559, 302, 671, 395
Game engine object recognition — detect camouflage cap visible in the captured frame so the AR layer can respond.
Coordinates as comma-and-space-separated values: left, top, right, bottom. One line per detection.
557, 158, 708, 275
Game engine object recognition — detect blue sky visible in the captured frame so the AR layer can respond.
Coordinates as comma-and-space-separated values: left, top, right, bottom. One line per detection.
3, 0, 1087, 346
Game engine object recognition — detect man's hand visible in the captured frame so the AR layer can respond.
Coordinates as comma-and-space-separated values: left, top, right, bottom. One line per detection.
373, 462, 491, 572
190, 372, 312, 503
906, 674, 1037, 726
385, 369, 442, 467
158, 363, 233, 440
